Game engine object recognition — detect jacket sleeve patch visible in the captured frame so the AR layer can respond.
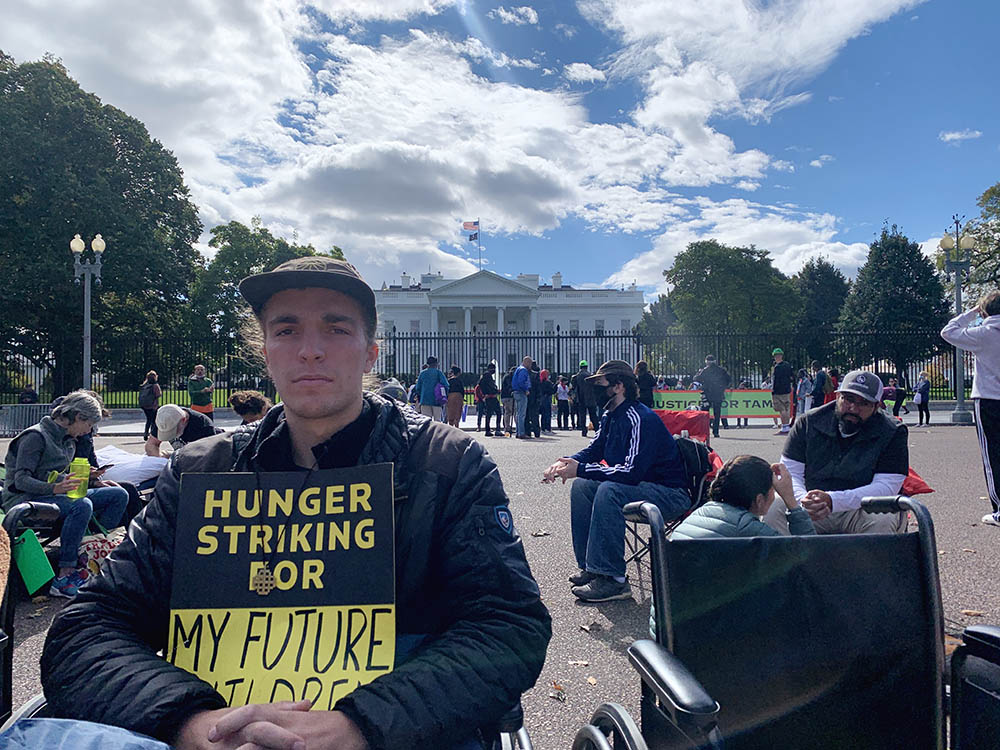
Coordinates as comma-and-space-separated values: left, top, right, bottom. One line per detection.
494, 506, 514, 536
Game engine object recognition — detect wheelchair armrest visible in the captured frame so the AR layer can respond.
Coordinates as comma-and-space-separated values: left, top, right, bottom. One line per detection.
495, 700, 524, 734
2, 501, 61, 534
861, 496, 906, 513
624, 501, 648, 524
962, 626, 1000, 665
628, 639, 719, 721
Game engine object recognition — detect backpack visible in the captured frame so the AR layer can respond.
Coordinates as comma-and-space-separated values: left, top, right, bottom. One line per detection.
674, 436, 712, 507
434, 382, 448, 406
138, 383, 158, 409
822, 372, 835, 395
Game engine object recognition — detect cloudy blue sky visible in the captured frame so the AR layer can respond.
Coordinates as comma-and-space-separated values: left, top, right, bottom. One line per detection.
5, 0, 998, 297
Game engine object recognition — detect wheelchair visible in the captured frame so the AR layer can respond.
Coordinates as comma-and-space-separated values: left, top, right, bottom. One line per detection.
573, 496, 1000, 749
0, 503, 534, 749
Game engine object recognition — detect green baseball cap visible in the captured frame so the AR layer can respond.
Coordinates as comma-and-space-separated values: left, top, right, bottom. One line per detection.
579, 360, 588, 367
772, 347, 784, 355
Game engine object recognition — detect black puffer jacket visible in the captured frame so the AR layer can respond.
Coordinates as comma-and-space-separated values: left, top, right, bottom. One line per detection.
41, 394, 551, 748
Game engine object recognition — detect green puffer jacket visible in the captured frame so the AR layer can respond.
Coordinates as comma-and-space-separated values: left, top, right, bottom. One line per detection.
672, 500, 815, 539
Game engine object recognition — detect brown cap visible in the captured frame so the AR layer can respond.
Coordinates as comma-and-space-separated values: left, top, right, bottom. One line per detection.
586, 359, 636, 383
238, 256, 376, 322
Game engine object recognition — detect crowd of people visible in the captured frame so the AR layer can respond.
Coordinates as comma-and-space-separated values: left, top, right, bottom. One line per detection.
0, 249, 995, 748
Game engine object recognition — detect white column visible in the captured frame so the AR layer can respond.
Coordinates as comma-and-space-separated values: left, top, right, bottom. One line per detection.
497, 306, 505, 331
464, 307, 472, 331
431, 306, 439, 333
529, 307, 538, 331
497, 307, 506, 370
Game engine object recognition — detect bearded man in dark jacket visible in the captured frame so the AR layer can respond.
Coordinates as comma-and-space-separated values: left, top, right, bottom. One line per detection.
40, 257, 551, 750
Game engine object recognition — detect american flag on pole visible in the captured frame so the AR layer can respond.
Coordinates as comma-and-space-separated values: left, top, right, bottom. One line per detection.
462, 220, 479, 230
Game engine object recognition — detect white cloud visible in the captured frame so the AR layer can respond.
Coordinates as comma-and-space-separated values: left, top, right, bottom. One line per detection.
564, 62, 606, 83
809, 154, 835, 167
938, 129, 982, 144
311, 0, 457, 23
604, 197, 871, 293
2, 0, 914, 288
488, 5, 539, 25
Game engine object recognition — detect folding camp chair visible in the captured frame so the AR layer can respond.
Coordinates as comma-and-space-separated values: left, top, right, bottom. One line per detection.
624, 435, 713, 599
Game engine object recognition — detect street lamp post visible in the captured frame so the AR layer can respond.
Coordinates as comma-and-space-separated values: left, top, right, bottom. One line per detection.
938, 215, 975, 425
70, 233, 105, 390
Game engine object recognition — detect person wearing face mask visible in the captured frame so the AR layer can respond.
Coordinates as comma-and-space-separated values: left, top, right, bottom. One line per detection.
763, 370, 909, 535
542, 360, 690, 602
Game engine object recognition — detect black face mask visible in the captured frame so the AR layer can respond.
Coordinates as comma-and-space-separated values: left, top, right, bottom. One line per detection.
594, 383, 616, 410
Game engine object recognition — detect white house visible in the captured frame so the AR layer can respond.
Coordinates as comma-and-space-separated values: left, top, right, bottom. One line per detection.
376, 270, 645, 336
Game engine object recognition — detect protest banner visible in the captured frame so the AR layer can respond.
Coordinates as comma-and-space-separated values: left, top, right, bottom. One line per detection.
652, 389, 779, 418
168, 464, 395, 710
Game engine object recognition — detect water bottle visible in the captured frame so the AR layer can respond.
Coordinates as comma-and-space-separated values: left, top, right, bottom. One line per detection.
67, 457, 90, 499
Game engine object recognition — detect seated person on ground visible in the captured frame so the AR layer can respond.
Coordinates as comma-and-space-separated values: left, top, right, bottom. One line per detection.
673, 456, 814, 539
1, 390, 128, 598
543, 359, 690, 602
764, 370, 909, 535
228, 389, 272, 425
39, 256, 550, 750
145, 403, 223, 456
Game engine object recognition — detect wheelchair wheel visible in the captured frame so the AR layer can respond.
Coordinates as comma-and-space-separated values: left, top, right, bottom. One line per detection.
572, 702, 648, 750
498, 726, 533, 749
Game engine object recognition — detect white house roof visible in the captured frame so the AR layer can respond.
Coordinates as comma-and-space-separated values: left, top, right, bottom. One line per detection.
425, 270, 540, 299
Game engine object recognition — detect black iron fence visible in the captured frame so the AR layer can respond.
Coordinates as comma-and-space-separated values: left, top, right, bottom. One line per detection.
1, 337, 273, 408
0, 329, 975, 407
377, 329, 975, 400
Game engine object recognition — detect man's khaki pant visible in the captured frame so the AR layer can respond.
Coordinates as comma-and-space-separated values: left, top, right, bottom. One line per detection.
763, 497, 907, 535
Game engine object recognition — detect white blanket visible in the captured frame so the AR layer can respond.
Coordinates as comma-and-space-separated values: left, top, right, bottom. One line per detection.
94, 445, 168, 485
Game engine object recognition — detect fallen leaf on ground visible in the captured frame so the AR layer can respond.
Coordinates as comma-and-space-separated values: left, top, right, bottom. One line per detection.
961, 610, 984, 617
516, 492, 524, 496
579, 624, 591, 632
962, 548, 977, 553
31, 596, 48, 604
938, 550, 948, 555
548, 680, 567, 702
568, 660, 590, 666
587, 677, 598, 686
531, 530, 551, 537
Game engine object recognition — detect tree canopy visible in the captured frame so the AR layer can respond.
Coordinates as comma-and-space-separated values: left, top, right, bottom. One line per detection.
792, 257, 850, 363
664, 239, 799, 333
839, 225, 950, 374
187, 219, 345, 341
967, 181, 1000, 293
0, 51, 202, 387
635, 294, 677, 336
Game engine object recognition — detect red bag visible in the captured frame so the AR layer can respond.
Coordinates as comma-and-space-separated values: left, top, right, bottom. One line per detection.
902, 468, 933, 496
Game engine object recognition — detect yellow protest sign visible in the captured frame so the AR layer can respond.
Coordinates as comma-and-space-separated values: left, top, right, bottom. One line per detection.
168, 465, 395, 708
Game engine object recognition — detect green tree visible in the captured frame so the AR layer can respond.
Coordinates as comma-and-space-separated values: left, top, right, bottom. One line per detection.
792, 257, 850, 363
966, 182, 1000, 293
188, 218, 344, 340
0, 51, 202, 394
665, 239, 800, 333
838, 225, 950, 376
635, 294, 677, 336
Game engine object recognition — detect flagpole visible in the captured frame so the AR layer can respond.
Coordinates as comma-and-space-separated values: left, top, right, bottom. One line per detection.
478, 216, 482, 271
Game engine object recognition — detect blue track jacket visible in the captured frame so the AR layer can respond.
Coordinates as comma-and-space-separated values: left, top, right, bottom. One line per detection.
570, 400, 687, 487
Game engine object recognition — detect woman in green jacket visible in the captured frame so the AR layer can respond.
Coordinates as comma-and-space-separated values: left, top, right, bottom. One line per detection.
673, 455, 815, 539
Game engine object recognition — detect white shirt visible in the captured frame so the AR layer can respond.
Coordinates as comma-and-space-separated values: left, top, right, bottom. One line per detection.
781, 456, 905, 514
941, 309, 1000, 400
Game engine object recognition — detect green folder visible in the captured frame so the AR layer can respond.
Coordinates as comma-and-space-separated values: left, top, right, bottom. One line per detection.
11, 529, 54, 595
